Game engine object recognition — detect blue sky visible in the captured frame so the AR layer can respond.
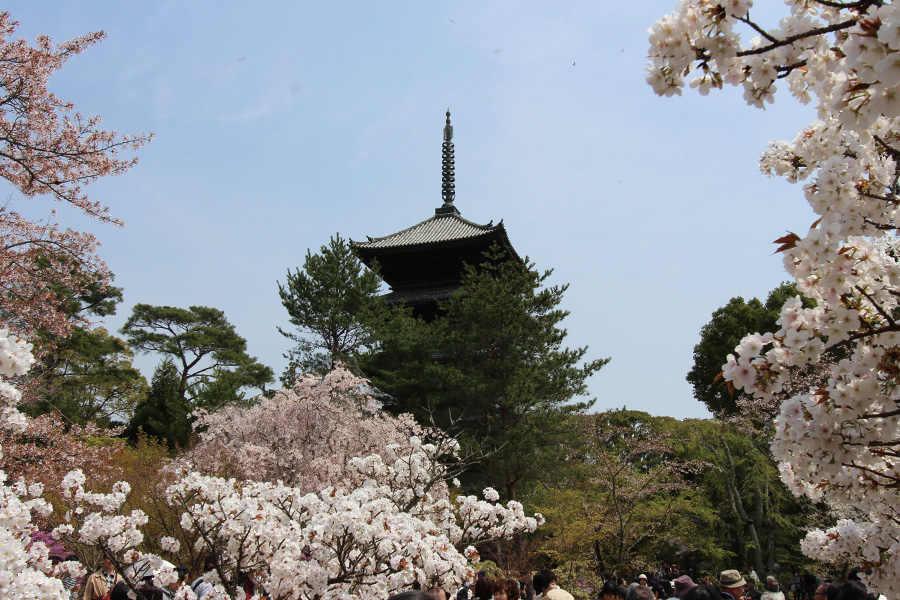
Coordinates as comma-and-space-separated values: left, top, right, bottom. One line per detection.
5, 2, 819, 419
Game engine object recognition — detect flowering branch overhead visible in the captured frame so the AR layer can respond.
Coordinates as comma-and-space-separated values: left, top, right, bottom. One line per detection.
0, 14, 151, 221
0, 12, 150, 340
649, 1, 900, 595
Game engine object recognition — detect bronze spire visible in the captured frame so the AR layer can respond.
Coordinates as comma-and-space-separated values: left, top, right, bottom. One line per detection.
441, 109, 455, 205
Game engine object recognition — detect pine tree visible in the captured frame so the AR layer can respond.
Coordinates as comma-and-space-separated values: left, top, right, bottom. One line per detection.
126, 359, 191, 449
368, 245, 609, 501
24, 278, 146, 426
121, 303, 273, 404
277, 234, 383, 383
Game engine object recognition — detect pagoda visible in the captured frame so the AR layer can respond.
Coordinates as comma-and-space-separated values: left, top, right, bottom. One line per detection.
351, 111, 521, 322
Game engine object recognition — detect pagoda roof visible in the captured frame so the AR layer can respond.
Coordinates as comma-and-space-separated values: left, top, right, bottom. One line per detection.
353, 210, 519, 261
352, 111, 522, 273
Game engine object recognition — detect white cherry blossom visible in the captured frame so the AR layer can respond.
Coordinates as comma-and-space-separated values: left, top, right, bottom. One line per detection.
649, 2, 900, 596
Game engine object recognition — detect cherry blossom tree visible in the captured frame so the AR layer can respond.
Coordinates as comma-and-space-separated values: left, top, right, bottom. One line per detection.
0, 413, 124, 520
1, 329, 542, 600
165, 450, 540, 599
0, 329, 72, 600
184, 366, 545, 597
649, 2, 900, 595
0, 12, 150, 340
189, 366, 432, 490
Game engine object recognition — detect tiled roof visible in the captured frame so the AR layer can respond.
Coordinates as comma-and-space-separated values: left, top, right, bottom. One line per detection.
353, 213, 503, 250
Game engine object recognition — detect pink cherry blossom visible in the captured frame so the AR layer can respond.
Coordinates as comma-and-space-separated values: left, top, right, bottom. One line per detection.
0, 12, 150, 341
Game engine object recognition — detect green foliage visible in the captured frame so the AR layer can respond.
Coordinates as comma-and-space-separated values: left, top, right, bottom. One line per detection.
277, 234, 383, 383
662, 418, 819, 575
472, 560, 504, 578
436, 249, 607, 499
22, 327, 147, 426
535, 411, 722, 577
121, 303, 273, 403
531, 409, 821, 578
358, 305, 442, 412
367, 245, 608, 501
25, 278, 147, 426
685, 283, 830, 573
126, 359, 191, 450
687, 282, 812, 415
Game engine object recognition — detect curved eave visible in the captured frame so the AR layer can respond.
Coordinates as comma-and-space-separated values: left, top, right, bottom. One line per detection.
352, 213, 494, 248
352, 217, 522, 264
356, 229, 523, 268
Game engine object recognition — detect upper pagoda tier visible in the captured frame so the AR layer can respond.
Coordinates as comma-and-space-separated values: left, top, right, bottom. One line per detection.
351, 111, 521, 320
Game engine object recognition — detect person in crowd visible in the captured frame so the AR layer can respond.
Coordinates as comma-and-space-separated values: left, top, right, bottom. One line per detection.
237, 569, 266, 599
717, 570, 747, 600
474, 577, 497, 600
493, 579, 521, 600
745, 579, 762, 600
427, 586, 449, 600
821, 583, 839, 600
803, 572, 818, 600
533, 570, 574, 600
761, 590, 786, 600
602, 580, 621, 600
833, 582, 875, 600
766, 577, 781, 593
50, 555, 81, 600
625, 575, 646, 599
108, 581, 130, 600
137, 574, 164, 600
628, 585, 654, 600
651, 583, 668, 600
683, 586, 724, 600
389, 592, 436, 600
83, 557, 122, 600
826, 582, 842, 600
504, 579, 522, 600
673, 576, 698, 599
190, 557, 217, 600
64, 555, 83, 600
791, 574, 802, 600
162, 568, 190, 600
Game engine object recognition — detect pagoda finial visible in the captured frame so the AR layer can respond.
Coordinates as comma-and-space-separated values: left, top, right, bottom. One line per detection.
441, 109, 456, 206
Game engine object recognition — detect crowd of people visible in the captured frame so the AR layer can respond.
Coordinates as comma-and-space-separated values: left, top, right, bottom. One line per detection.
52, 557, 881, 600
50, 555, 234, 600
394, 567, 882, 600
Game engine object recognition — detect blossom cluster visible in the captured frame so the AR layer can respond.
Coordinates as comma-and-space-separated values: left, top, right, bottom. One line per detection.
0, 12, 152, 339
648, 2, 900, 596
0, 332, 540, 600
171, 419, 541, 599
0, 328, 35, 416
174, 366, 542, 598
0, 329, 68, 600
189, 366, 428, 493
